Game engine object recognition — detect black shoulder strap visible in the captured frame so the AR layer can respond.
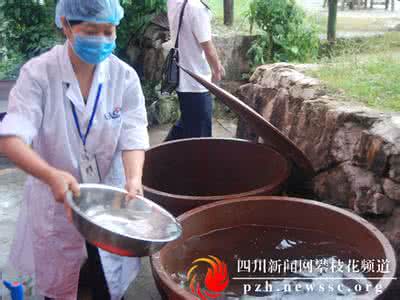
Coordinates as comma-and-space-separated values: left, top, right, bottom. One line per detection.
175, 0, 189, 49
200, 0, 210, 10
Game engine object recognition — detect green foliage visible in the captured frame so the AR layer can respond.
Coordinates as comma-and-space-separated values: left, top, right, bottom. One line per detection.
0, 0, 59, 58
247, 0, 319, 67
0, 0, 61, 79
0, 50, 25, 80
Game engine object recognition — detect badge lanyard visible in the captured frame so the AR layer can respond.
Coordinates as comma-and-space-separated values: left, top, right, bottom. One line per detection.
70, 84, 103, 183
70, 84, 103, 150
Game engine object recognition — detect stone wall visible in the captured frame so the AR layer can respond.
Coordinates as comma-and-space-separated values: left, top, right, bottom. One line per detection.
236, 63, 400, 295
125, 22, 169, 82
213, 35, 256, 81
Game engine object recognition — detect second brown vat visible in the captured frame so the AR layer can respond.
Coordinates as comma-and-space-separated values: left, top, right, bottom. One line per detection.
143, 138, 290, 216
151, 196, 397, 300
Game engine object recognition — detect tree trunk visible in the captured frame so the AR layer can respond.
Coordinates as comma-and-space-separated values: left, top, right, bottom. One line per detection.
224, 0, 234, 26
267, 31, 273, 62
327, 0, 338, 43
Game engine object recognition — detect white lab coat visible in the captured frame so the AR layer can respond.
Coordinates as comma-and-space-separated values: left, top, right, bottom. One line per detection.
0, 42, 149, 299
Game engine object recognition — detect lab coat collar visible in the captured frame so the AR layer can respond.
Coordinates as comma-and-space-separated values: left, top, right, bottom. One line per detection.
58, 42, 110, 113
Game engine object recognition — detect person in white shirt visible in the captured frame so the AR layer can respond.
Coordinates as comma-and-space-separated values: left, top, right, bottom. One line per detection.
165, 0, 225, 141
0, 0, 149, 299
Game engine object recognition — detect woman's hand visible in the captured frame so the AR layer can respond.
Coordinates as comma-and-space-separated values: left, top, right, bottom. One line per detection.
122, 150, 145, 200
47, 168, 80, 202
125, 177, 143, 200
46, 168, 80, 222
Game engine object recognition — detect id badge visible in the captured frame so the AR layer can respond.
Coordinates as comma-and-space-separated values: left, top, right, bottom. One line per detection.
79, 151, 101, 183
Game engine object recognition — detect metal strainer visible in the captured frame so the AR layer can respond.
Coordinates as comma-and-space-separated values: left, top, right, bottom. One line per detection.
66, 184, 182, 257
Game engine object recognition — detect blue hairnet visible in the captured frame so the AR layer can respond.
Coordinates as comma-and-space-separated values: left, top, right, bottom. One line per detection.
55, 0, 124, 28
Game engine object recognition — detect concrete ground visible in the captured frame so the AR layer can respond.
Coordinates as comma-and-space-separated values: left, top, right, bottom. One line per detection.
0, 119, 237, 299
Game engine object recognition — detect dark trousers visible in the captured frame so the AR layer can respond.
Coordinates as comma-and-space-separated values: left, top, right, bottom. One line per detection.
165, 92, 212, 141
45, 242, 111, 300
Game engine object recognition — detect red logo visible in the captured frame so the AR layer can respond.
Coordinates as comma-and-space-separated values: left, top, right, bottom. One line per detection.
187, 255, 229, 299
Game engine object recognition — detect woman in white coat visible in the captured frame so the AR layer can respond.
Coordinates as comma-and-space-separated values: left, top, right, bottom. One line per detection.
0, 0, 149, 299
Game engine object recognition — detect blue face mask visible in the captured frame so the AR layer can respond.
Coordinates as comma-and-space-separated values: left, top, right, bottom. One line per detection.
71, 35, 116, 65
